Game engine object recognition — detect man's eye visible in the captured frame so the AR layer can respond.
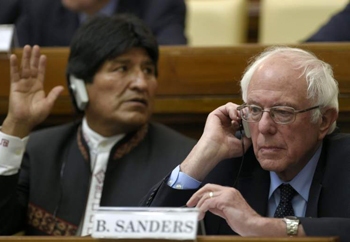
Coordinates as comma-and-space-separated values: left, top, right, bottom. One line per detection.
143, 67, 155, 75
114, 66, 127, 72
274, 109, 293, 116
250, 107, 261, 114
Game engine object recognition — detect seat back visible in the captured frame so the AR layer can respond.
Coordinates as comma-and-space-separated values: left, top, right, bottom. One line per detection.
185, 0, 248, 46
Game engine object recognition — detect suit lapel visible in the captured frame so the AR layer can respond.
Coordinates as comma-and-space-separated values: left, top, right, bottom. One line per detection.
238, 167, 270, 216
306, 144, 327, 217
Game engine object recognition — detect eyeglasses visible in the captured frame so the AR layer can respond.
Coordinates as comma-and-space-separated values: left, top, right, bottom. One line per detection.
237, 103, 320, 124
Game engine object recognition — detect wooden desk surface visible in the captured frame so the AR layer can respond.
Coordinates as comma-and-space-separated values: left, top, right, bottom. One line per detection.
0, 236, 340, 242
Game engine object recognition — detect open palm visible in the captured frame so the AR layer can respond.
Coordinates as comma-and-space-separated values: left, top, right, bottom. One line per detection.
3, 45, 64, 137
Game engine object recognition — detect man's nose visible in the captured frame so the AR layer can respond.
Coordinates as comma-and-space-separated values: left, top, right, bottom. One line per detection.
130, 71, 148, 90
258, 111, 277, 134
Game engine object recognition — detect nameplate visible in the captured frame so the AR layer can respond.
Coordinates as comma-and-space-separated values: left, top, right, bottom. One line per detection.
92, 207, 198, 240
0, 25, 15, 57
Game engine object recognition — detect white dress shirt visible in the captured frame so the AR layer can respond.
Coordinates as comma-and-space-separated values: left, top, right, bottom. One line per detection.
0, 128, 29, 175
80, 118, 124, 235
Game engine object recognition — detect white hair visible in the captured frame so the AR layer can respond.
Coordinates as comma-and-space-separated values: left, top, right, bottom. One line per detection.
240, 46, 339, 134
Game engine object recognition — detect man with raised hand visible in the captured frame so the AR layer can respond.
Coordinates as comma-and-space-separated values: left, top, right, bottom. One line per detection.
0, 15, 195, 236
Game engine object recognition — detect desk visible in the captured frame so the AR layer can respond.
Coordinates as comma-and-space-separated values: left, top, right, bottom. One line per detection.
0, 236, 340, 242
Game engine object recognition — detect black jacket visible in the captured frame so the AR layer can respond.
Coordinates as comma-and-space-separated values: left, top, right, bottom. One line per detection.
0, 122, 195, 235
143, 132, 350, 241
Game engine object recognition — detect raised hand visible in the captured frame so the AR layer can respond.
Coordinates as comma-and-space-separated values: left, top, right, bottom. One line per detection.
2, 45, 64, 138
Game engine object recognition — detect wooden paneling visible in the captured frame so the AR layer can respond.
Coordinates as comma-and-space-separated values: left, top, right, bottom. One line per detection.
1, 44, 350, 139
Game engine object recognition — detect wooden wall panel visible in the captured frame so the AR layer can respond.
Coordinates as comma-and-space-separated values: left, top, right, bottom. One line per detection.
1, 44, 350, 138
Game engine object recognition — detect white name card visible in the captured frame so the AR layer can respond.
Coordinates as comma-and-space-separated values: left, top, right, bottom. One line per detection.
92, 207, 199, 240
0, 25, 15, 53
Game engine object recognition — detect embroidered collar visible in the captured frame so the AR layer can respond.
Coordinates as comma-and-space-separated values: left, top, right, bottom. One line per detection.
77, 123, 148, 162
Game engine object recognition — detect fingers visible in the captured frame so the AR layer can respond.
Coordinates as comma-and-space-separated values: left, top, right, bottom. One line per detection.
45, 86, 64, 108
38, 55, 47, 84
215, 102, 242, 127
19, 45, 44, 79
186, 183, 222, 207
196, 190, 220, 209
30, 45, 41, 77
226, 102, 241, 121
20, 45, 31, 78
35, 86, 64, 122
196, 195, 223, 221
10, 54, 20, 83
187, 184, 228, 221
197, 199, 217, 220
30, 45, 40, 68
196, 184, 223, 208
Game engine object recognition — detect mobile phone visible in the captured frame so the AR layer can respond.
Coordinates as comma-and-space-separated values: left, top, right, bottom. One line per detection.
69, 75, 89, 111
241, 119, 251, 138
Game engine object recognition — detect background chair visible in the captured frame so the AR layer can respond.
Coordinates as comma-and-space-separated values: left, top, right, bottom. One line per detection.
185, 0, 248, 46
259, 0, 349, 44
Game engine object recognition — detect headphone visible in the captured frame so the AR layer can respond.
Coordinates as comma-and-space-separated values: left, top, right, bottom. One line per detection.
67, 75, 89, 112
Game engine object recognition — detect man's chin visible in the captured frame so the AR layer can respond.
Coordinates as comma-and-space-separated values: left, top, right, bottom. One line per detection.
119, 114, 150, 130
258, 157, 286, 172
126, 119, 148, 128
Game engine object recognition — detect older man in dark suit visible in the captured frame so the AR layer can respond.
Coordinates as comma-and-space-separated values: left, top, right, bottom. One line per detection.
143, 46, 350, 241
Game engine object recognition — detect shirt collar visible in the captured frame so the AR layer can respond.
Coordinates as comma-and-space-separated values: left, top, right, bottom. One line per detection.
269, 143, 322, 201
79, 0, 118, 23
82, 117, 124, 152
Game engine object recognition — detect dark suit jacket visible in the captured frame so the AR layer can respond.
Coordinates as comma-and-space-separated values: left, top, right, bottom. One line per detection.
0, 0, 187, 46
306, 3, 350, 42
142, 132, 350, 241
0, 122, 196, 235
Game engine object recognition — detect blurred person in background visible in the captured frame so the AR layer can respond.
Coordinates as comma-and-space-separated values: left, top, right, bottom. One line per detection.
306, 3, 350, 42
0, 0, 187, 46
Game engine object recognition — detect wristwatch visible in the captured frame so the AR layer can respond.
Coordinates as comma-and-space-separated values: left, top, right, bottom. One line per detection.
283, 216, 300, 236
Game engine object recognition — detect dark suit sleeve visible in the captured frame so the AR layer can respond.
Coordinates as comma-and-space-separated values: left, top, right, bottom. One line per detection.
300, 217, 350, 241
140, 175, 197, 207
0, 147, 30, 235
143, 0, 187, 45
0, 173, 27, 235
0, 0, 20, 23
306, 3, 350, 42
0, 0, 31, 47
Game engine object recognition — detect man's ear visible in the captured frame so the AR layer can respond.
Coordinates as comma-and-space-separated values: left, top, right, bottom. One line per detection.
318, 108, 338, 140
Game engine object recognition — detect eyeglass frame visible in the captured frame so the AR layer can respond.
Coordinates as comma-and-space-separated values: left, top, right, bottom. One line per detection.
237, 103, 320, 125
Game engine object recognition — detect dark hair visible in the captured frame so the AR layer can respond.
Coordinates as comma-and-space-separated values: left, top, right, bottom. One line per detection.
66, 14, 159, 83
